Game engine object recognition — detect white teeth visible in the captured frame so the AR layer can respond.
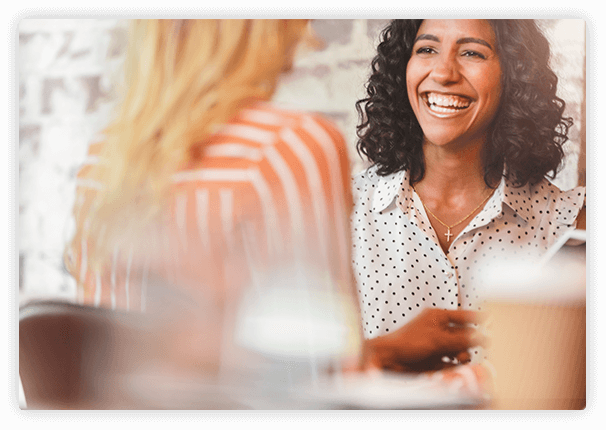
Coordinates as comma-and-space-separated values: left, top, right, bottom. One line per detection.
426, 93, 471, 111
430, 105, 460, 114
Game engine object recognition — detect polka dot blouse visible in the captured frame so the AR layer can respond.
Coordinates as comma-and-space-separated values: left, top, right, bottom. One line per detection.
351, 165, 586, 343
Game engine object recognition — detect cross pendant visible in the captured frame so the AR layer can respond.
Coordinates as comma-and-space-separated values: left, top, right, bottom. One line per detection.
445, 228, 453, 242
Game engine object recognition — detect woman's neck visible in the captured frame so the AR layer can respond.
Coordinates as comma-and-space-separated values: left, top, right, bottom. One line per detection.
418, 138, 489, 197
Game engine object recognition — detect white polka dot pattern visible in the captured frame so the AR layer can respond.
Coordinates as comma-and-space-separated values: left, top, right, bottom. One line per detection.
351, 166, 585, 349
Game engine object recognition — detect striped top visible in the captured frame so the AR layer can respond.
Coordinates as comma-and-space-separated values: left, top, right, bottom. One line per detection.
67, 102, 356, 317
72, 103, 352, 310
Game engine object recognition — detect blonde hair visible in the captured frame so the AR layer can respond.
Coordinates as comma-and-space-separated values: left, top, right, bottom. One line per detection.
66, 19, 311, 276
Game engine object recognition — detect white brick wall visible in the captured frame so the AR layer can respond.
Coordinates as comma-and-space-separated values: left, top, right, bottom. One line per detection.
18, 19, 585, 302
19, 18, 128, 302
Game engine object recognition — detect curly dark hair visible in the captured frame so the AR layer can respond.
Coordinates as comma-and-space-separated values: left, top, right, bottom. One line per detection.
355, 19, 573, 187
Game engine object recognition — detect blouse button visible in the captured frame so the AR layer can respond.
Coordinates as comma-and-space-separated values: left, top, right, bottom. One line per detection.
447, 272, 454, 279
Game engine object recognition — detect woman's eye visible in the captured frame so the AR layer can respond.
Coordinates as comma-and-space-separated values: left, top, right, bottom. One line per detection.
462, 50, 486, 59
415, 47, 436, 55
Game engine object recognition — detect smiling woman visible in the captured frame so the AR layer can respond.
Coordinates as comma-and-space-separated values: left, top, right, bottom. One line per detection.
406, 20, 502, 151
352, 19, 585, 379
356, 19, 573, 188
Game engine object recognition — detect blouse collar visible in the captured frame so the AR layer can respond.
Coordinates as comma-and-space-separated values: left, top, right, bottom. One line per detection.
369, 165, 534, 224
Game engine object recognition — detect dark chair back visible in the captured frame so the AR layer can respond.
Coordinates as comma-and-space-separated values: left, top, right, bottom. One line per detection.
19, 300, 148, 409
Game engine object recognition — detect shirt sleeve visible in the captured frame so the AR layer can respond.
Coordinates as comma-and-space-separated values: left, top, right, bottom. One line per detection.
554, 185, 586, 227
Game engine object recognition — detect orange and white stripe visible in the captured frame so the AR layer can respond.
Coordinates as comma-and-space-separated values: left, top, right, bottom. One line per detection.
68, 103, 354, 312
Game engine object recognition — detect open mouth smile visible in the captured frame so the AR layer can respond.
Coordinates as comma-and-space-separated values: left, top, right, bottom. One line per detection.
422, 92, 472, 114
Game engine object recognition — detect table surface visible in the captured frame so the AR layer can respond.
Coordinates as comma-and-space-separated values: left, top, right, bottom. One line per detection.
18, 367, 488, 410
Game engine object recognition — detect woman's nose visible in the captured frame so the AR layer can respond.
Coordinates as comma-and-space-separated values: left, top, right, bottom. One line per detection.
430, 53, 461, 84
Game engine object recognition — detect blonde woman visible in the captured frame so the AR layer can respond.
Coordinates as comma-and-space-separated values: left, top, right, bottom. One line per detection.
64, 20, 361, 396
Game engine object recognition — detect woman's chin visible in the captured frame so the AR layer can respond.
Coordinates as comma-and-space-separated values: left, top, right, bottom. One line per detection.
422, 134, 459, 148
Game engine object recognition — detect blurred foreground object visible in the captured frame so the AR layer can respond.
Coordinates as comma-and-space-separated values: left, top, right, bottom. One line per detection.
19, 266, 361, 409
18, 298, 268, 409
479, 230, 586, 409
19, 294, 486, 410
19, 300, 167, 409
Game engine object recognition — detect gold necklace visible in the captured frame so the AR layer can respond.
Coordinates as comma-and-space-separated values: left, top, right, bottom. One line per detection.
411, 185, 494, 242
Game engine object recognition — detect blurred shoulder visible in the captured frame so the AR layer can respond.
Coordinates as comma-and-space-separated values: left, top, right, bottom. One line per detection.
525, 177, 586, 226
353, 164, 380, 185
238, 101, 346, 146
352, 164, 380, 200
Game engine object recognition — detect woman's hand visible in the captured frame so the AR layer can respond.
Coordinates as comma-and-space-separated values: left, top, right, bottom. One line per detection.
363, 308, 486, 373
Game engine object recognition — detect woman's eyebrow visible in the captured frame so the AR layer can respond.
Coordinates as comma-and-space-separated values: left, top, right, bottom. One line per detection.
413, 34, 493, 51
456, 37, 493, 50
413, 34, 439, 44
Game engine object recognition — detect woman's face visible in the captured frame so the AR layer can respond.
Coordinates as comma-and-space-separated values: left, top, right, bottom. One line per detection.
406, 19, 502, 149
